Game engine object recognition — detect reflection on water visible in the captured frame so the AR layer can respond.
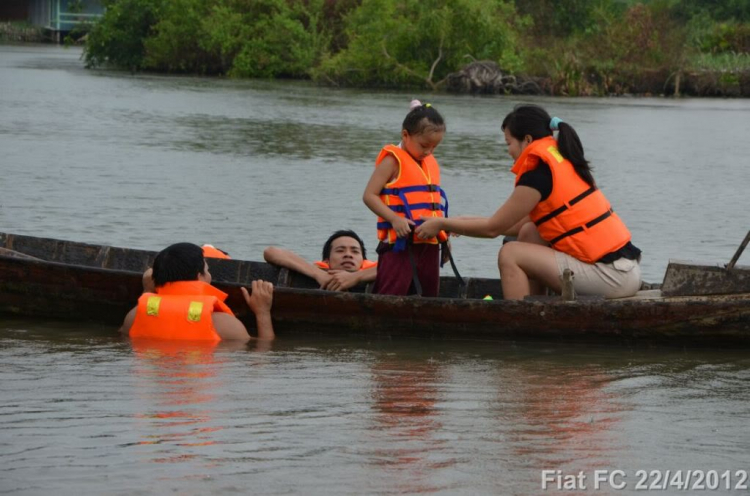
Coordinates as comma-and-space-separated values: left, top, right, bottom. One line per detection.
130, 340, 223, 459
2, 322, 750, 494
504, 362, 624, 489
368, 358, 449, 493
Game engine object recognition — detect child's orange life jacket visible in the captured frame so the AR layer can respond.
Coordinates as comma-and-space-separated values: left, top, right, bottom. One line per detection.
375, 144, 449, 252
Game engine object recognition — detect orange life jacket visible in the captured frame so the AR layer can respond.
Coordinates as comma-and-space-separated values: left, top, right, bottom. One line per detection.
129, 281, 234, 341
313, 260, 378, 271
512, 136, 631, 263
376, 144, 449, 251
202, 244, 231, 259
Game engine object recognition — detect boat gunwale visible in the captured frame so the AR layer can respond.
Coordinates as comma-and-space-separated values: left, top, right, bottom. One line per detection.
1, 250, 748, 307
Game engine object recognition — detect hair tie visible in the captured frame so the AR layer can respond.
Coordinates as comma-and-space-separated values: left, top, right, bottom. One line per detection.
549, 117, 563, 131
409, 99, 422, 110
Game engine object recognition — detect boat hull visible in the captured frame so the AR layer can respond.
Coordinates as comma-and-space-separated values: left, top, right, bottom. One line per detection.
2, 233, 750, 344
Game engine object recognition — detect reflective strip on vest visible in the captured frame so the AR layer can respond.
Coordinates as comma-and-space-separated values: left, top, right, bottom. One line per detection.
187, 301, 203, 322
146, 296, 161, 316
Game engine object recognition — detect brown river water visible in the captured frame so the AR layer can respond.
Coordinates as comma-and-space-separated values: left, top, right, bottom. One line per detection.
1, 45, 750, 495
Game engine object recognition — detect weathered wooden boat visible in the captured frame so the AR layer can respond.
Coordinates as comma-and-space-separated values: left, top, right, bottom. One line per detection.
1, 232, 750, 345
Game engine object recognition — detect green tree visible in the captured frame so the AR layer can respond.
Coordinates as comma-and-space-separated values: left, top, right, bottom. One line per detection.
201, 0, 329, 78
314, 0, 525, 89
85, 0, 329, 77
143, 0, 220, 73
515, 0, 619, 36
84, 0, 164, 71
672, 0, 750, 22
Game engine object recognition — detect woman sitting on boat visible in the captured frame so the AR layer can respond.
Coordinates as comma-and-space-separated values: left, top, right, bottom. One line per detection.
120, 242, 274, 341
415, 104, 642, 300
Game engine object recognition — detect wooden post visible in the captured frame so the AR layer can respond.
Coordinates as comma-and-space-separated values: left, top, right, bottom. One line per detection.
561, 268, 576, 301
727, 230, 750, 271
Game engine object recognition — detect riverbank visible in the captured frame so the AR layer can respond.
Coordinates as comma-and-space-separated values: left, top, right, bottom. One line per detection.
443, 60, 750, 97
0, 22, 47, 43
4, 38, 745, 97
77, 0, 750, 98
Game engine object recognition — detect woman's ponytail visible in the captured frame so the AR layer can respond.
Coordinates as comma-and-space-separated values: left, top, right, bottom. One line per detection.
556, 122, 595, 188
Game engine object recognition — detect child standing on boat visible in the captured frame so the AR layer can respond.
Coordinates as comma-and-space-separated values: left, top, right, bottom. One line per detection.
416, 104, 642, 300
363, 100, 449, 296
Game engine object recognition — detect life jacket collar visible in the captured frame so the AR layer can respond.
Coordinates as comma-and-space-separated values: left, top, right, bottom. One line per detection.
314, 260, 378, 271
156, 280, 228, 303
511, 136, 557, 180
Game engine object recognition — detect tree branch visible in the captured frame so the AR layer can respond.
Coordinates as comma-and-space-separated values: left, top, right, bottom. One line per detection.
382, 38, 438, 91
427, 33, 444, 84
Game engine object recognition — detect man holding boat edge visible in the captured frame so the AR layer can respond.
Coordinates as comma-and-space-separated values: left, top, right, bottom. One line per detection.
120, 242, 274, 342
264, 230, 377, 292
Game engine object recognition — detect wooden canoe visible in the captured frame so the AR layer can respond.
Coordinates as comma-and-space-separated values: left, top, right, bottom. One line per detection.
1, 232, 750, 345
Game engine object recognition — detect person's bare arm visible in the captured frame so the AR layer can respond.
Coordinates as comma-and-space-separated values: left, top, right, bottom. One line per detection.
264, 246, 330, 287
119, 268, 154, 335
323, 265, 377, 291
212, 312, 252, 342
241, 280, 274, 340
119, 307, 137, 335
416, 186, 541, 239
363, 156, 414, 238
212, 281, 274, 341
505, 215, 533, 237
142, 268, 155, 293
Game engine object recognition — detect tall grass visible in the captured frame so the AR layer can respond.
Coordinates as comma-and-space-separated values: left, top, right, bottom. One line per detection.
689, 51, 750, 72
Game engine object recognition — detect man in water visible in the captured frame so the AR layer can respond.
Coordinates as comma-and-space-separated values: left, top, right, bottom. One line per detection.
120, 242, 274, 342
264, 230, 377, 292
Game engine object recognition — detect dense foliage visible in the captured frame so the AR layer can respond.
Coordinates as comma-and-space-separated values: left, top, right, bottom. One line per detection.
312, 0, 525, 89
83, 0, 750, 95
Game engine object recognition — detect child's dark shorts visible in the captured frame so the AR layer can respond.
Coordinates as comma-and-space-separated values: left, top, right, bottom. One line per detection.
372, 241, 440, 297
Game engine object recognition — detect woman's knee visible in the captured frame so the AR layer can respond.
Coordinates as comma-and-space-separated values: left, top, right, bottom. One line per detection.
498, 242, 520, 271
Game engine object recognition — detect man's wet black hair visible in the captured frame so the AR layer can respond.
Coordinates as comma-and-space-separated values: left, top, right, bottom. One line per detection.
152, 242, 206, 287
402, 103, 446, 136
322, 230, 367, 261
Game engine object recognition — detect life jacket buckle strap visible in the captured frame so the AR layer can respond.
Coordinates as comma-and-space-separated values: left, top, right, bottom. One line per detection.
534, 186, 597, 227
548, 209, 614, 245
